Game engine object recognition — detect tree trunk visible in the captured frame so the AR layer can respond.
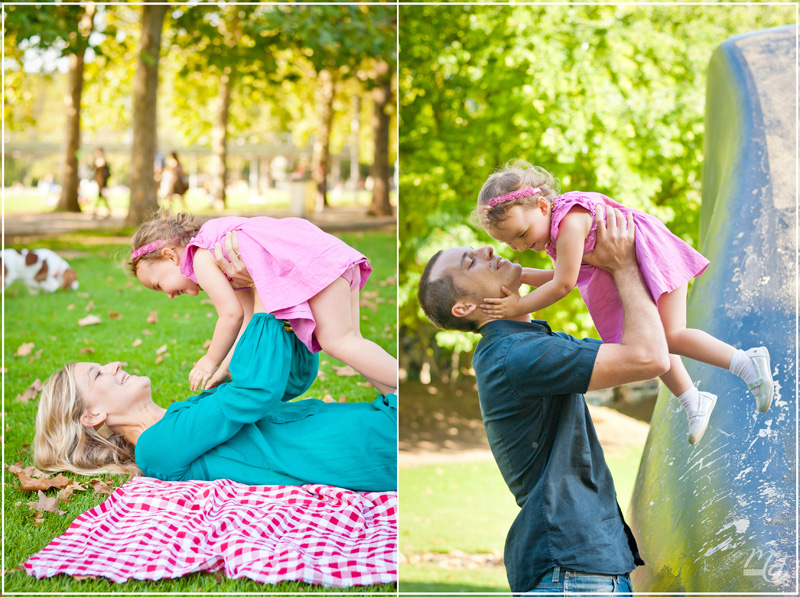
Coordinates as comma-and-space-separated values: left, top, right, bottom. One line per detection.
209, 69, 233, 211
368, 60, 392, 217
125, 1, 168, 226
56, 3, 96, 213
350, 95, 361, 199
259, 156, 273, 190
312, 68, 335, 209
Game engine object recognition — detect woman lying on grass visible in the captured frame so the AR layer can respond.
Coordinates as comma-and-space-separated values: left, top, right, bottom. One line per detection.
33, 235, 397, 492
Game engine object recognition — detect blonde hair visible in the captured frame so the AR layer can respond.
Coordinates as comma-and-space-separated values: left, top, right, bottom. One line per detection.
473, 160, 561, 230
126, 210, 202, 276
34, 363, 141, 477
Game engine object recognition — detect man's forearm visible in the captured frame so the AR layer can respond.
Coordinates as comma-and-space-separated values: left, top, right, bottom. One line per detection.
612, 263, 668, 359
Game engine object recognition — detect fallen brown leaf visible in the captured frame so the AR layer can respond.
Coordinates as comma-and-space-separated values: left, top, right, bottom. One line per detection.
359, 298, 379, 312
78, 315, 101, 327
109, 312, 121, 319
79, 347, 95, 354
14, 342, 34, 357
57, 482, 87, 502
155, 344, 168, 355
142, 329, 153, 335
28, 490, 65, 516
14, 379, 44, 404
85, 300, 95, 311
147, 311, 158, 324
132, 339, 143, 347
90, 478, 114, 497
67, 304, 76, 311
16, 471, 71, 492
333, 365, 358, 377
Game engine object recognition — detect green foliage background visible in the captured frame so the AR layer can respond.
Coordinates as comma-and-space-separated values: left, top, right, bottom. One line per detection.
398, 4, 793, 380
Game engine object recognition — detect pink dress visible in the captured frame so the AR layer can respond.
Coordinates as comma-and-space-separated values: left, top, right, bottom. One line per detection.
545, 191, 709, 343
180, 216, 371, 353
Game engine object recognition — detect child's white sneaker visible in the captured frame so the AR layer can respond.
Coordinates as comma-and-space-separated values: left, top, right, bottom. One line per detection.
687, 391, 717, 445
746, 346, 774, 413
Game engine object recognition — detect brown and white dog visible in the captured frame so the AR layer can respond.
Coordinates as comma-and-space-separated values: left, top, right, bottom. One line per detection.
2, 249, 79, 293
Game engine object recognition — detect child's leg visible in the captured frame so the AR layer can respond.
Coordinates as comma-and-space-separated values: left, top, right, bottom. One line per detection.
309, 276, 397, 395
662, 354, 718, 445
660, 354, 693, 397
349, 282, 363, 339
345, 282, 392, 390
659, 284, 773, 412
658, 284, 735, 368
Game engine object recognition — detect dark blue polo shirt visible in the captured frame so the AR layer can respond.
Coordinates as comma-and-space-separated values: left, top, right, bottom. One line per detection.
473, 319, 643, 593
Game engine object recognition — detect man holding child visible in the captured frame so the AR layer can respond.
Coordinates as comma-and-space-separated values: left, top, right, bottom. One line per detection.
417, 207, 668, 594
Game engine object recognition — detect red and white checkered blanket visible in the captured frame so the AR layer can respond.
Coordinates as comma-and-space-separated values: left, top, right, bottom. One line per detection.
24, 477, 397, 587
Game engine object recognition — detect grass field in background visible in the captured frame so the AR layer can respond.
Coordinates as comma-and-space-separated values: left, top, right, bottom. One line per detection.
3, 228, 397, 592
399, 444, 645, 593
2, 186, 395, 216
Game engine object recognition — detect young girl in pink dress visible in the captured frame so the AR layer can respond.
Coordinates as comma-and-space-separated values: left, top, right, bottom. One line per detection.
474, 161, 773, 445
127, 212, 397, 396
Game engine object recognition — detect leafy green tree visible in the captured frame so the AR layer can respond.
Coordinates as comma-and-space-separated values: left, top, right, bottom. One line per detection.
367, 58, 394, 217
168, 5, 283, 210
125, 1, 168, 226
399, 4, 793, 381
5, 3, 98, 212
276, 5, 396, 208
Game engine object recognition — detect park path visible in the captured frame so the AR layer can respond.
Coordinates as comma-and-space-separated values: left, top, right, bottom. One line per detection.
399, 380, 651, 467
3, 205, 396, 240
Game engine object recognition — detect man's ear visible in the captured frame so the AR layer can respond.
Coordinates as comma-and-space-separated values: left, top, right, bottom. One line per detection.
80, 410, 107, 429
160, 246, 180, 264
451, 300, 477, 319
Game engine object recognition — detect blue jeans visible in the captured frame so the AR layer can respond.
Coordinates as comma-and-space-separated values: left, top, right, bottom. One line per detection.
526, 566, 634, 594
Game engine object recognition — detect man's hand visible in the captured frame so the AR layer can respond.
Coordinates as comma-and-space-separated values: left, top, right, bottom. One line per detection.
481, 286, 524, 319
583, 206, 637, 273
213, 230, 254, 289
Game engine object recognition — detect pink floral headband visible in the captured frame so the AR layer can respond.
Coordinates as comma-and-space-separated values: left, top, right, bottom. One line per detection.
487, 186, 541, 207
131, 237, 179, 261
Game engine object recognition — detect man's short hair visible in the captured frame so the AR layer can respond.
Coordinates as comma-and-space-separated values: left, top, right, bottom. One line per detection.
417, 250, 480, 333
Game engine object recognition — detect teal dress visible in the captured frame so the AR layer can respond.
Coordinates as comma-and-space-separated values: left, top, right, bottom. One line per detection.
135, 313, 397, 492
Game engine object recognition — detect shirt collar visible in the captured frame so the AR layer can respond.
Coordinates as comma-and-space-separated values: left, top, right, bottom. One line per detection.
479, 319, 553, 338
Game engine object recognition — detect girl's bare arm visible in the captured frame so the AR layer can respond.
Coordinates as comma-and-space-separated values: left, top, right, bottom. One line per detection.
190, 248, 244, 390
206, 288, 254, 388
482, 209, 593, 318
520, 267, 555, 287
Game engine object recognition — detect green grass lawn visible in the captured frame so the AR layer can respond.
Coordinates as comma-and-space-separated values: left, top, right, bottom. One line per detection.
3, 228, 397, 592
399, 445, 645, 593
